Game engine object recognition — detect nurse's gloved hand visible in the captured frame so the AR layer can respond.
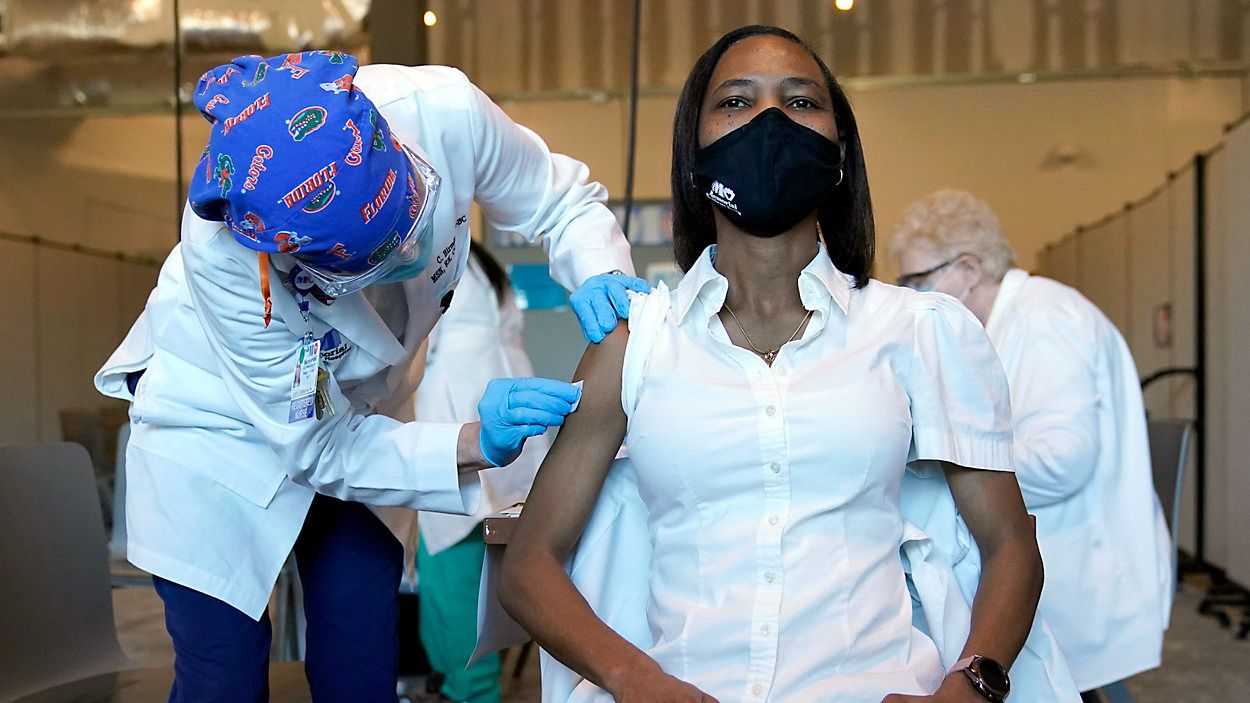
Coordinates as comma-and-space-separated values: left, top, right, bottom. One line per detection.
570, 272, 650, 343
477, 377, 582, 467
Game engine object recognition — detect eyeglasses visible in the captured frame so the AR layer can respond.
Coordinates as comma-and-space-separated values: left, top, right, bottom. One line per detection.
895, 257, 959, 290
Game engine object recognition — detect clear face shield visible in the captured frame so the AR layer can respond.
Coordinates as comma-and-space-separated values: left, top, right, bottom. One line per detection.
298, 144, 441, 297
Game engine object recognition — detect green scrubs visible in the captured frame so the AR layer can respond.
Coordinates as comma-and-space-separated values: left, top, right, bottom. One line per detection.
417, 528, 501, 703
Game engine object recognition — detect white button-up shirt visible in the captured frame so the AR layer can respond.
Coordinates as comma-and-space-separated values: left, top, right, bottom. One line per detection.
985, 269, 1171, 690
618, 245, 1013, 701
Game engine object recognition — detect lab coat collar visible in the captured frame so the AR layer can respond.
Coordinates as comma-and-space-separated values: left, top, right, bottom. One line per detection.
268, 254, 409, 366
985, 268, 1030, 338
672, 243, 852, 325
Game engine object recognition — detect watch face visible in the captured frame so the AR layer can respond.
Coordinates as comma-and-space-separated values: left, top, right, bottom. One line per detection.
977, 658, 1010, 694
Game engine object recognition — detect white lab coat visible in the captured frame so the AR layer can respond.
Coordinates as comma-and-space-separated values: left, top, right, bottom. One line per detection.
93, 64, 633, 620
414, 254, 548, 557
985, 269, 1171, 690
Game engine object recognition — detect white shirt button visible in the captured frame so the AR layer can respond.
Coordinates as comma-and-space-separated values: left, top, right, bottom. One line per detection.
768, 462, 781, 473
761, 623, 771, 634
752, 683, 763, 696
764, 570, 776, 583
768, 515, 780, 526
765, 404, 777, 416
777, 366, 789, 376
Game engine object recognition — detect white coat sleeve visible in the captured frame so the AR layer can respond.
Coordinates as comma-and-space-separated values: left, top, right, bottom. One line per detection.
995, 308, 1101, 509
906, 293, 1015, 474
465, 82, 635, 289
181, 233, 480, 514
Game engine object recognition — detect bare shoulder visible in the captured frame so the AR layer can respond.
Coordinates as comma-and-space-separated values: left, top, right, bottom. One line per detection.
567, 325, 630, 427
574, 325, 629, 379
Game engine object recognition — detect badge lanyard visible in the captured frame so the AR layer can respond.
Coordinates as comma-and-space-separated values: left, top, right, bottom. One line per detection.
286, 265, 336, 422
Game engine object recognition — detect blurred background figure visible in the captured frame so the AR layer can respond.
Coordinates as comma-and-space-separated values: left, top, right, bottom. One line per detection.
891, 190, 1172, 701
412, 241, 550, 703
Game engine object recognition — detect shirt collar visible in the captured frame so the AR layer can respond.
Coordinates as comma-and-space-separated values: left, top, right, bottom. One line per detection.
986, 268, 1029, 334
672, 243, 853, 325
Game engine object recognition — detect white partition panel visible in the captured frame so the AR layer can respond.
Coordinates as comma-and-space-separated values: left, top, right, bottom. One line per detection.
1204, 144, 1232, 573
1126, 191, 1172, 417
1079, 219, 1131, 339
1077, 224, 1108, 315
1167, 175, 1198, 420
1166, 174, 1200, 556
1034, 246, 1052, 278
1210, 122, 1250, 585
1048, 236, 1081, 288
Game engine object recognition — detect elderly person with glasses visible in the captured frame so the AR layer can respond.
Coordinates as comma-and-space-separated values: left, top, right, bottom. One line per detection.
891, 189, 1173, 700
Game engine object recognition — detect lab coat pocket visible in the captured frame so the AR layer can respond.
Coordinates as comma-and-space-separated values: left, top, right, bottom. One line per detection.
127, 434, 287, 509
1037, 521, 1135, 652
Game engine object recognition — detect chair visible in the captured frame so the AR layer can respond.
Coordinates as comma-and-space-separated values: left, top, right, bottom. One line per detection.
105, 424, 153, 589
108, 424, 130, 561
1146, 418, 1193, 565
0, 443, 133, 701
271, 555, 307, 662
57, 408, 114, 526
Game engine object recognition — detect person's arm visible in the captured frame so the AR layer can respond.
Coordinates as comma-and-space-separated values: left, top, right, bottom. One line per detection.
884, 465, 1043, 703
946, 464, 1044, 666
498, 327, 718, 703
996, 311, 1101, 509
950, 464, 1044, 695
180, 227, 574, 512
462, 81, 649, 343
465, 81, 634, 288
890, 294, 1040, 702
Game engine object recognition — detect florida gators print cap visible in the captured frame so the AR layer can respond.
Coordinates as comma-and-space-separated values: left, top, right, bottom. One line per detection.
187, 51, 428, 281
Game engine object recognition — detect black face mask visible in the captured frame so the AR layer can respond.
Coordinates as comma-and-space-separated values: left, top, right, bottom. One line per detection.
695, 107, 844, 238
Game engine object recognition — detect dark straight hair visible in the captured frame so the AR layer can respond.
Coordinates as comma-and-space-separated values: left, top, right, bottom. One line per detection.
469, 240, 511, 307
670, 25, 875, 286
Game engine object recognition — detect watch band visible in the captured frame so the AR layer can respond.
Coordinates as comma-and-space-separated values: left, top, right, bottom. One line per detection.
952, 655, 977, 673
951, 655, 1008, 702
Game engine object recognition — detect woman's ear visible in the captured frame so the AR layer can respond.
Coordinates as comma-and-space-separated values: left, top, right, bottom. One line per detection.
958, 254, 986, 288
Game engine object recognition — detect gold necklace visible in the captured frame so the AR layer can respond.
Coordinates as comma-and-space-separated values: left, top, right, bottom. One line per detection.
722, 304, 814, 366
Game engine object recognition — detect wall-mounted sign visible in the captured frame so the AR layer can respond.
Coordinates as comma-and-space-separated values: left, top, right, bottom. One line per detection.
1153, 302, 1172, 348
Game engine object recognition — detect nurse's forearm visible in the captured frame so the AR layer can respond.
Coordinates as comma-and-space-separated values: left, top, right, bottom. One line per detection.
456, 422, 492, 473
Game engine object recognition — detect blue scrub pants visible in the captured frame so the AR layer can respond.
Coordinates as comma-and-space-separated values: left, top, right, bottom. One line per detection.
154, 494, 404, 703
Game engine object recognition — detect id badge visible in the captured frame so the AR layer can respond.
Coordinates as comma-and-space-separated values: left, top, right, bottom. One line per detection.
288, 335, 322, 423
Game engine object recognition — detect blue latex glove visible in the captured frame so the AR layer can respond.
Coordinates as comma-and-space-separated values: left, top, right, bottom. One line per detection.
570, 272, 651, 343
477, 377, 582, 467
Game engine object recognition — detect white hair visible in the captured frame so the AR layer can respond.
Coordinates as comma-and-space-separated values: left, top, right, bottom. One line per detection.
890, 189, 1017, 282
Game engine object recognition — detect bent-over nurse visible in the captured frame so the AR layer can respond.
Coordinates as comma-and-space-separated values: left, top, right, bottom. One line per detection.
95, 50, 645, 702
